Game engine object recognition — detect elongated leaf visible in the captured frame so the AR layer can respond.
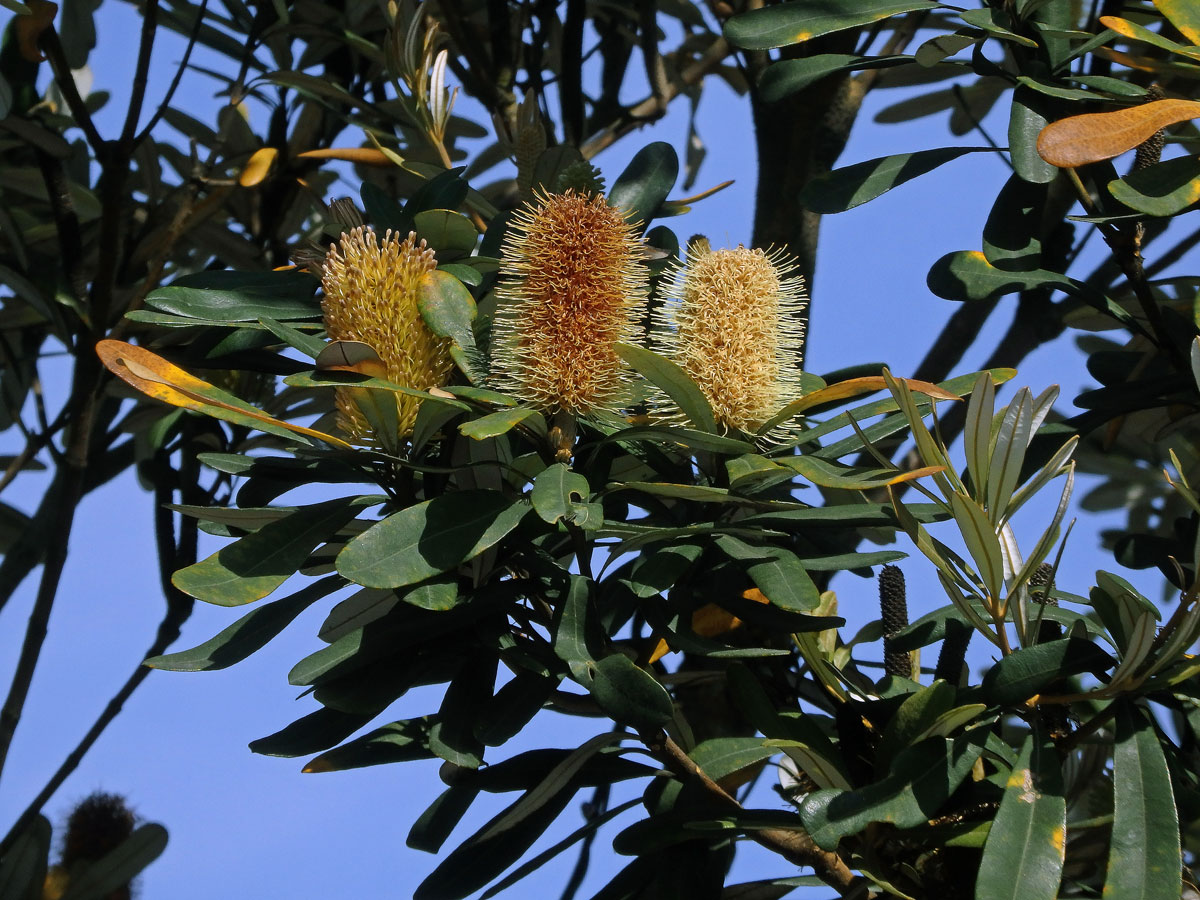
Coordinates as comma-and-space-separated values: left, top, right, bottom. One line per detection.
303, 717, 438, 773
477, 733, 626, 841
714, 535, 820, 611
975, 739, 1064, 899
554, 574, 600, 684
249, 707, 376, 757
982, 638, 1115, 706
1103, 703, 1182, 900
614, 342, 717, 433
801, 147, 992, 213
1009, 87, 1059, 184
0, 814, 49, 900
1099, 15, 1200, 60
143, 269, 320, 321
1154, 0, 1200, 45
459, 407, 537, 440
97, 341, 351, 448
690, 737, 777, 781
413, 783, 576, 900
759, 54, 912, 103
172, 498, 375, 606
799, 730, 987, 849
1037, 99, 1200, 168
60, 824, 168, 900
1108, 155, 1200, 217
336, 491, 528, 589
590, 653, 673, 728
146, 575, 344, 670
608, 142, 678, 230
785, 455, 943, 490
949, 493, 1004, 600
238, 147, 277, 187
408, 784, 481, 854
725, 0, 937, 50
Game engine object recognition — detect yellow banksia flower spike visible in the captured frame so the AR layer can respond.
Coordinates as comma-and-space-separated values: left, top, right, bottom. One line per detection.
321, 226, 454, 443
652, 239, 807, 436
490, 189, 646, 417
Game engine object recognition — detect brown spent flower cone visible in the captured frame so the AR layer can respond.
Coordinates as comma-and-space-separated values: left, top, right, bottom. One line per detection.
321, 226, 454, 442
652, 241, 806, 435
490, 190, 646, 416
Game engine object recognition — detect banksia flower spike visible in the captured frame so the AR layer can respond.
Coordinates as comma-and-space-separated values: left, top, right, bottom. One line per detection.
321, 226, 454, 443
490, 189, 646, 419
652, 239, 807, 436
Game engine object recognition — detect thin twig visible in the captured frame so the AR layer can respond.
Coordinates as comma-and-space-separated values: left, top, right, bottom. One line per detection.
137, 0, 209, 142
38, 27, 104, 152
120, 0, 161, 150
637, 729, 866, 896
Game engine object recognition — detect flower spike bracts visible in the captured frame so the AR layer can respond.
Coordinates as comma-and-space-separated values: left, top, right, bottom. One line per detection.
489, 190, 647, 418
321, 226, 454, 444
652, 240, 807, 436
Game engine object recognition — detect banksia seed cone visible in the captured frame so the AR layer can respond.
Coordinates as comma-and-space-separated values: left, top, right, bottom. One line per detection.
490, 190, 646, 416
45, 792, 137, 900
321, 227, 454, 441
879, 564, 911, 679
652, 240, 806, 435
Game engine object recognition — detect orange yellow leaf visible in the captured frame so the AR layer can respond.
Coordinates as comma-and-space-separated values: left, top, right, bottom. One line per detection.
784, 375, 960, 416
238, 147, 278, 187
886, 464, 947, 485
1095, 47, 1162, 72
1154, 0, 1200, 46
646, 590, 769, 664
1038, 99, 1200, 168
96, 340, 351, 448
297, 148, 392, 166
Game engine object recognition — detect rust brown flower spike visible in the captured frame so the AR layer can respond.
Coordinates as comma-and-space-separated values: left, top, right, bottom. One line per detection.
652, 239, 807, 436
489, 190, 646, 416
321, 226, 454, 442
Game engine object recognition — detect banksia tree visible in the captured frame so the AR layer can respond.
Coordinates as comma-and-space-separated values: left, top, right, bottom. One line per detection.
651, 240, 806, 436
489, 190, 646, 419
320, 227, 454, 444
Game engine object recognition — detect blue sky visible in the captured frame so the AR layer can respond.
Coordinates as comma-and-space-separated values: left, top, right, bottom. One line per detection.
0, 4, 1166, 899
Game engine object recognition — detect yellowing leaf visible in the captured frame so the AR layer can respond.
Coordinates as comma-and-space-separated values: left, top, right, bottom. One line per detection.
782, 374, 961, 417
1154, 0, 1200, 46
646, 589, 769, 663
96, 340, 351, 448
297, 148, 392, 166
1037, 99, 1200, 168
315, 340, 389, 378
238, 147, 278, 187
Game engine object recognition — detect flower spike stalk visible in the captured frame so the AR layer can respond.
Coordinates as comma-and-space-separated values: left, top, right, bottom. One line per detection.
490, 189, 647, 420
652, 239, 807, 436
321, 226, 454, 444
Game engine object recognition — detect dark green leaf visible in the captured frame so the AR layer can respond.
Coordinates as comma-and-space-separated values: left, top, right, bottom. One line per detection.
459, 407, 538, 440
690, 737, 777, 781
799, 729, 988, 849
983, 175, 1046, 271
1103, 703, 1182, 900
360, 182, 407, 232
801, 147, 993, 213
1109, 155, 1200, 217
303, 717, 438, 773
982, 638, 1115, 706
336, 491, 528, 589
758, 54, 912, 103
59, 824, 168, 900
145, 575, 343, 671
172, 497, 378, 606
724, 0, 938, 50
413, 784, 576, 900
977, 735, 1066, 900
0, 814, 49, 900
554, 574, 600, 684
414, 209, 479, 259
531, 463, 591, 524
608, 142, 678, 231
144, 269, 321, 322
590, 653, 674, 728
615, 342, 717, 432
714, 535, 819, 611
408, 784, 481, 854
249, 707, 375, 757
475, 672, 560, 746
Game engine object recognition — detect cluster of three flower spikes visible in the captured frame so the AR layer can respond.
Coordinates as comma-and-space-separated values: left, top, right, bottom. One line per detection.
319, 189, 807, 446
